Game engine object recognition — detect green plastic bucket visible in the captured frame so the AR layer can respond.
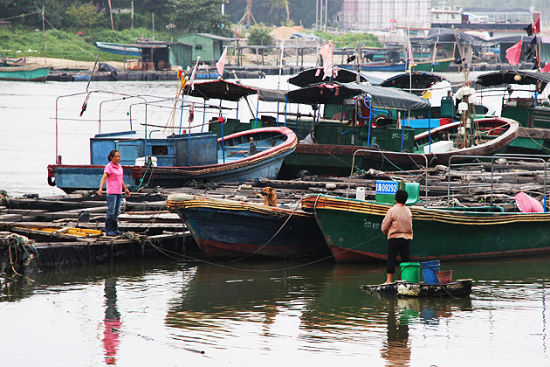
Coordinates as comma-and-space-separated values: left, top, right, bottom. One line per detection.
400, 262, 421, 283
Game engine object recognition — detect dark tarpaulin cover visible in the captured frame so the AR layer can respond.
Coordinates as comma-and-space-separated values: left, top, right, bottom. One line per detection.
255, 87, 288, 102
288, 67, 367, 87
380, 71, 447, 92
338, 82, 431, 110
472, 71, 550, 89
286, 83, 361, 105
185, 79, 259, 101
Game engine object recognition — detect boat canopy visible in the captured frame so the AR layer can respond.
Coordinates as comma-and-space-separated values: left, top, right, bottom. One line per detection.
255, 88, 288, 102
380, 71, 447, 91
472, 71, 550, 90
286, 82, 362, 104
288, 67, 368, 87
185, 79, 259, 101
338, 82, 431, 110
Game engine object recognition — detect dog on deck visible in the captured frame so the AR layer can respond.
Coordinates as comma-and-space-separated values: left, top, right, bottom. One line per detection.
257, 186, 278, 207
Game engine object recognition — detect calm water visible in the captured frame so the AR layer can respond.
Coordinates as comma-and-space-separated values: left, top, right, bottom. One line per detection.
1, 78, 549, 366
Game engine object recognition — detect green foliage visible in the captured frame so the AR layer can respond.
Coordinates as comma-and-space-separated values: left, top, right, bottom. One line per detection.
247, 26, 273, 46
164, 0, 231, 35
0, 27, 171, 61
314, 31, 382, 48
65, 2, 107, 28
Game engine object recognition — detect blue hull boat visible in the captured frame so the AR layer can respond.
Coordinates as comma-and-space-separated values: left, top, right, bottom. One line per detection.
95, 42, 142, 57
48, 127, 297, 192
166, 194, 331, 259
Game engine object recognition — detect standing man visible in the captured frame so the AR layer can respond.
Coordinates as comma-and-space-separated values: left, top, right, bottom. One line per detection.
381, 189, 413, 284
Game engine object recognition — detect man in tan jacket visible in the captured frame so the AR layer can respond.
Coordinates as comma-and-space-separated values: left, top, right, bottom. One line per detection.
381, 189, 413, 284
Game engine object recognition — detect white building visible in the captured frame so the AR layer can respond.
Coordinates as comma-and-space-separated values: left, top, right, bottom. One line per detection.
340, 0, 431, 32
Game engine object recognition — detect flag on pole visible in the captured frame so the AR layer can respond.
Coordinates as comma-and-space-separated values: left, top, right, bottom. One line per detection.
319, 40, 334, 79
408, 39, 415, 71
188, 57, 200, 90
216, 47, 227, 77
534, 19, 541, 34
505, 37, 523, 65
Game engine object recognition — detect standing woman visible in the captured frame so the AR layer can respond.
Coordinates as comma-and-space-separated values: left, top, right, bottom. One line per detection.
98, 150, 131, 236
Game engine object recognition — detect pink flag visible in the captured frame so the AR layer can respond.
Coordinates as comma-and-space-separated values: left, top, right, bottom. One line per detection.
319, 41, 333, 79
408, 39, 414, 71
216, 47, 227, 77
505, 37, 523, 65
542, 63, 550, 73
188, 57, 200, 90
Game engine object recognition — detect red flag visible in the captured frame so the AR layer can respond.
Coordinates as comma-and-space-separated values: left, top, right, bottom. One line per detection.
542, 63, 550, 73
534, 19, 541, 34
505, 37, 523, 65
215, 47, 227, 77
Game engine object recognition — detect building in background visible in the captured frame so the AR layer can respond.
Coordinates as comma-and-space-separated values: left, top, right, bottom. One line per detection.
340, 0, 431, 32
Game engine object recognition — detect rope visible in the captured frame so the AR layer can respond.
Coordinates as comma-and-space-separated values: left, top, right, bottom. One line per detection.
231, 198, 304, 261
0, 233, 37, 277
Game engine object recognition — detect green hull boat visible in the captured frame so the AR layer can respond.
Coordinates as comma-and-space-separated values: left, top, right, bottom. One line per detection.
411, 58, 454, 72
302, 194, 550, 262
0, 65, 51, 81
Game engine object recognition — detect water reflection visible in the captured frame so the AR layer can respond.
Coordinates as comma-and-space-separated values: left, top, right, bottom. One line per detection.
0, 256, 549, 364
103, 278, 121, 365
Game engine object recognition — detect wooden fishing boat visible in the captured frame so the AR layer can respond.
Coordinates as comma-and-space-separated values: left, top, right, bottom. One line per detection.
411, 58, 455, 72
48, 127, 297, 192
338, 61, 407, 72
282, 81, 518, 176
362, 279, 473, 298
95, 42, 142, 57
473, 70, 550, 153
166, 194, 331, 259
301, 193, 550, 262
0, 65, 51, 82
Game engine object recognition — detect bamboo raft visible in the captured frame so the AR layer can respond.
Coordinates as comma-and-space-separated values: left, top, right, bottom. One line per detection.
362, 280, 473, 298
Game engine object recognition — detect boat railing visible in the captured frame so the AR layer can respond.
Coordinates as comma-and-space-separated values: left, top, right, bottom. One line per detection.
447, 154, 549, 210
347, 149, 429, 201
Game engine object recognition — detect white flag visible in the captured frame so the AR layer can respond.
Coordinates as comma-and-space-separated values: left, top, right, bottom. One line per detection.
216, 47, 228, 77
319, 41, 334, 79
189, 56, 200, 90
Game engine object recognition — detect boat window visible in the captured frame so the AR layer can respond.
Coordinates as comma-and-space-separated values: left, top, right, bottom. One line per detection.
152, 146, 168, 155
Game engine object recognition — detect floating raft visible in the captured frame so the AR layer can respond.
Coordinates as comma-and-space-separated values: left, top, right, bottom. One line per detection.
362, 279, 473, 298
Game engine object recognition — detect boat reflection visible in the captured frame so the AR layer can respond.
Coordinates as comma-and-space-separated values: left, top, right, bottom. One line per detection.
165, 261, 332, 332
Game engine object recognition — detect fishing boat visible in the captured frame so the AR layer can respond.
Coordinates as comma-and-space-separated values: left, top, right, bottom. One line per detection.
281, 82, 518, 176
301, 193, 550, 262
0, 65, 51, 82
411, 58, 455, 72
339, 61, 407, 72
95, 42, 142, 57
166, 194, 330, 259
48, 127, 296, 192
473, 70, 550, 153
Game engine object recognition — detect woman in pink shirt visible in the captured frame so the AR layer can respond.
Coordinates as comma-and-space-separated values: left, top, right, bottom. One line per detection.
98, 150, 131, 236
381, 189, 413, 284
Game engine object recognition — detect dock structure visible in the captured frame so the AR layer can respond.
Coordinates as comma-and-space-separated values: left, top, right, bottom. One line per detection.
0, 191, 194, 274
1, 155, 549, 274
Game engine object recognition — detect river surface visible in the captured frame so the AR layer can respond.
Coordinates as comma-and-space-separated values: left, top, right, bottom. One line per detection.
1, 77, 549, 366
